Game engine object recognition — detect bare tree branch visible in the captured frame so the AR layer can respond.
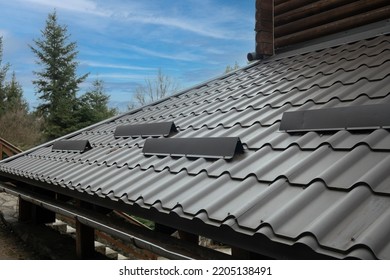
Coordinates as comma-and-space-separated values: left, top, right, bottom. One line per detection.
133, 68, 180, 107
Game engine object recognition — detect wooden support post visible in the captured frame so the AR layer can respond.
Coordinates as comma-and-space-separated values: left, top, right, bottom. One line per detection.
76, 219, 95, 259
18, 197, 34, 222
18, 197, 55, 224
178, 230, 199, 244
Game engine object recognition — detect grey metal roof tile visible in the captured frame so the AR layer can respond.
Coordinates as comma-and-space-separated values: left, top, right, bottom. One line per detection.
235, 178, 302, 230
306, 186, 387, 249
318, 145, 389, 190
362, 129, 390, 149
246, 183, 390, 259
63, 145, 111, 164
260, 181, 341, 237
354, 206, 390, 260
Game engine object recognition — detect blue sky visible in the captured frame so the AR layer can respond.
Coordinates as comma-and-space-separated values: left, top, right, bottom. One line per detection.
0, 0, 255, 110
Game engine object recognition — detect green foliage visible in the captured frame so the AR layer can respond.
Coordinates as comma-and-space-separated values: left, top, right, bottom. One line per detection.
30, 11, 88, 139
77, 79, 117, 128
3, 72, 28, 112
0, 38, 28, 115
1, 12, 117, 147
0, 109, 44, 150
0, 37, 43, 149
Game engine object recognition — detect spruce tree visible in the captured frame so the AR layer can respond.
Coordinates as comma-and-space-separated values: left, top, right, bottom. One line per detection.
78, 79, 117, 127
0, 37, 43, 149
30, 11, 88, 139
4, 72, 28, 112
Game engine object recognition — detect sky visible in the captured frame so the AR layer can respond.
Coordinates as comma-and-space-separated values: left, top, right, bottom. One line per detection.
0, 0, 255, 111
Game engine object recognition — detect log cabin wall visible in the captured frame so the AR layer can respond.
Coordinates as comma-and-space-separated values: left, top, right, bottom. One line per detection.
255, 0, 390, 56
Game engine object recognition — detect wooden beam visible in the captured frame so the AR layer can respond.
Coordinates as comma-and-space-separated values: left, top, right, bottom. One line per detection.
275, 5, 390, 48
274, 0, 290, 6
178, 230, 199, 244
76, 219, 95, 259
0, 137, 22, 158
155, 223, 177, 235
275, 0, 356, 26
274, 0, 314, 16
232, 247, 273, 260
255, 0, 274, 57
275, 0, 390, 37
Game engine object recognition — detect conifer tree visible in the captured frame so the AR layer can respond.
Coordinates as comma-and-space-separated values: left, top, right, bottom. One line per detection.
30, 11, 88, 139
0, 37, 43, 149
78, 78, 117, 127
4, 72, 28, 112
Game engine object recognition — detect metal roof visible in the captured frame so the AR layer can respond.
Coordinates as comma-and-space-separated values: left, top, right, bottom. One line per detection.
1, 29, 390, 259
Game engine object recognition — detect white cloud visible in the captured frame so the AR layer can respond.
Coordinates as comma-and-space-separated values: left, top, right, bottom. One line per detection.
21, 0, 110, 17
93, 73, 148, 81
17, 0, 250, 40
81, 61, 156, 71
120, 13, 233, 40
129, 45, 204, 62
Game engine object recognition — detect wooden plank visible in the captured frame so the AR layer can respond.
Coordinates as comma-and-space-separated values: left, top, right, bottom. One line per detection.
274, 0, 290, 6
0, 137, 22, 156
2, 146, 14, 158
275, 0, 390, 37
274, 0, 315, 16
275, 0, 356, 26
275, 5, 390, 48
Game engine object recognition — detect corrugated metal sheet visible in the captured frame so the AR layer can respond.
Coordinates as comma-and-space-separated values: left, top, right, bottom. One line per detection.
1, 31, 390, 259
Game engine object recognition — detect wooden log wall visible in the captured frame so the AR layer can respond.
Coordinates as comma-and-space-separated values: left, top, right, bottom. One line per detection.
255, 0, 390, 55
